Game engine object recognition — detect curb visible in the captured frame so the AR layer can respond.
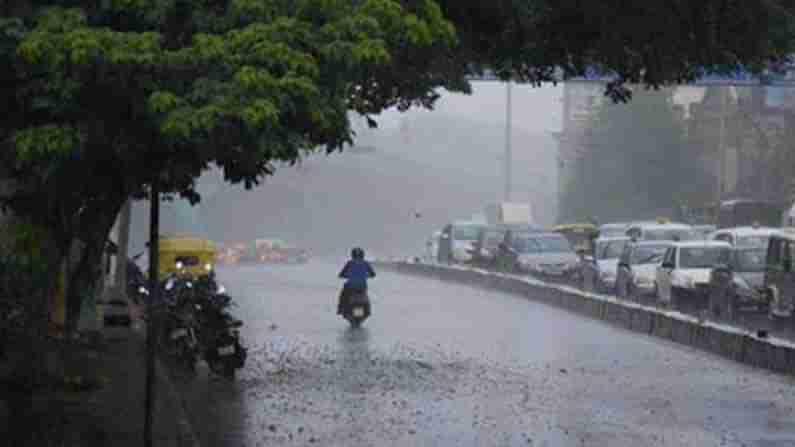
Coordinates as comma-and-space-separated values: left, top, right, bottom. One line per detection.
155, 357, 201, 447
131, 314, 201, 447
379, 261, 795, 376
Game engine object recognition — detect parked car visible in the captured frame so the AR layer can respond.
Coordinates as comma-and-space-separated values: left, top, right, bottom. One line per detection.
581, 237, 630, 293
655, 241, 732, 310
625, 220, 696, 242
764, 229, 795, 321
708, 246, 768, 319
511, 232, 580, 279
616, 241, 672, 300
709, 225, 780, 248
438, 221, 485, 264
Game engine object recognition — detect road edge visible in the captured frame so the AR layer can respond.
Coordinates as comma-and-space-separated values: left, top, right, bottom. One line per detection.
155, 355, 201, 447
377, 261, 795, 376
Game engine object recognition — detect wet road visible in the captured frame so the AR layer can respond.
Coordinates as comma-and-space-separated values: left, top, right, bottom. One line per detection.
176, 261, 795, 446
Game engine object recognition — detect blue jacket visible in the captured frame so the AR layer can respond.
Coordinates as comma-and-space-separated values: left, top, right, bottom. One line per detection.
339, 259, 375, 289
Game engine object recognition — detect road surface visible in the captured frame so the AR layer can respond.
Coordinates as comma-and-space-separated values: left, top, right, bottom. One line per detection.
174, 260, 795, 446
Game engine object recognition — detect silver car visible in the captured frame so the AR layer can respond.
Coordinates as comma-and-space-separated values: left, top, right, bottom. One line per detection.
514, 233, 580, 279
581, 237, 630, 293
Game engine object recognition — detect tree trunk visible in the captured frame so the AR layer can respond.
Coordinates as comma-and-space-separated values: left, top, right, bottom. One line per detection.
62, 199, 126, 339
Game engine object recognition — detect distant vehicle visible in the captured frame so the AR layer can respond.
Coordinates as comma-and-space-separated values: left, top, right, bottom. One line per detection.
625, 220, 695, 242
553, 223, 599, 255
764, 229, 795, 320
717, 199, 781, 229
598, 222, 632, 239
424, 231, 442, 263
615, 241, 672, 300
438, 221, 485, 264
248, 239, 309, 264
484, 202, 534, 226
511, 232, 579, 279
709, 225, 780, 248
471, 226, 510, 269
655, 241, 732, 310
581, 237, 630, 293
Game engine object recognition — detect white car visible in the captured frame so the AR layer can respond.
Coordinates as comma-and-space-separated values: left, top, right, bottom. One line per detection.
598, 223, 632, 239
656, 241, 732, 309
708, 225, 780, 248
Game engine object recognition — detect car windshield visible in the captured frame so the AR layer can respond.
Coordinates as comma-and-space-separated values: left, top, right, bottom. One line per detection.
644, 229, 695, 241
599, 240, 628, 260
532, 236, 572, 253
733, 249, 766, 272
630, 245, 669, 265
679, 246, 730, 269
735, 235, 771, 248
453, 226, 480, 241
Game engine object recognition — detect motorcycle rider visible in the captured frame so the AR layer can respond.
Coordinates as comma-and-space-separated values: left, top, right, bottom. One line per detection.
337, 247, 375, 315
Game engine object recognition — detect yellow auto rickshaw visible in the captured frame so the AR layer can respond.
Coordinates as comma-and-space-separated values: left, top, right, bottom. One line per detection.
158, 236, 217, 279
552, 223, 599, 255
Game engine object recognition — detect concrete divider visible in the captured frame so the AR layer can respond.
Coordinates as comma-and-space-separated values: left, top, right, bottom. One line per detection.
377, 261, 795, 376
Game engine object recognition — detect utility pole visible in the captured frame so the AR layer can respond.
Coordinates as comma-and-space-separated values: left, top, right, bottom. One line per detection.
504, 81, 513, 202
144, 182, 160, 447
716, 87, 727, 203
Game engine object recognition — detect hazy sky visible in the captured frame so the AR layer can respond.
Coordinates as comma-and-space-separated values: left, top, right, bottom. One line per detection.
130, 83, 564, 258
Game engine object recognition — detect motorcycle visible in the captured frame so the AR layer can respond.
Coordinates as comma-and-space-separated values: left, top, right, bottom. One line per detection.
194, 286, 247, 378
341, 291, 370, 328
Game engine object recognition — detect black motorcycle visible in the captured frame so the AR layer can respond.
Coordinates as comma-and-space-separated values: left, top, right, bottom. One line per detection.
341, 291, 371, 328
194, 291, 247, 378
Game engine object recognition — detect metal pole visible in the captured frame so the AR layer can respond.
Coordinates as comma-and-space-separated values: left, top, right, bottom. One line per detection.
504, 81, 513, 202
717, 87, 727, 202
144, 182, 159, 447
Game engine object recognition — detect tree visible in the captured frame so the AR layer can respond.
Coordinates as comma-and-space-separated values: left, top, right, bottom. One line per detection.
436, 0, 795, 101
1, 0, 793, 333
560, 89, 713, 222
1, 0, 464, 335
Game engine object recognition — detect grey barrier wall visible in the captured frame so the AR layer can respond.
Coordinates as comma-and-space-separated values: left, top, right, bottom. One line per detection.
376, 261, 795, 375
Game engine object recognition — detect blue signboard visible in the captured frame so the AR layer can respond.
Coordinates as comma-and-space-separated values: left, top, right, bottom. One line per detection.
470, 63, 795, 87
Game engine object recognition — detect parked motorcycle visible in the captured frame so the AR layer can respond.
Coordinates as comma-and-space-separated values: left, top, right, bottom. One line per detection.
194, 290, 247, 378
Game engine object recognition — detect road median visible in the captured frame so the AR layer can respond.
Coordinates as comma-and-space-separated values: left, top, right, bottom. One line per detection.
377, 261, 795, 376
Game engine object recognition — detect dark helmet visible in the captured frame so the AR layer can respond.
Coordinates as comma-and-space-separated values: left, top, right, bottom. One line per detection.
351, 247, 365, 259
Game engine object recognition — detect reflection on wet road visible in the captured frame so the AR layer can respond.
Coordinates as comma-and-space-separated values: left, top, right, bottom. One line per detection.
175, 260, 795, 446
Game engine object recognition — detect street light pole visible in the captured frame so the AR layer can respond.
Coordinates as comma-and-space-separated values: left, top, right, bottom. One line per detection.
504, 81, 513, 202
144, 180, 160, 447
